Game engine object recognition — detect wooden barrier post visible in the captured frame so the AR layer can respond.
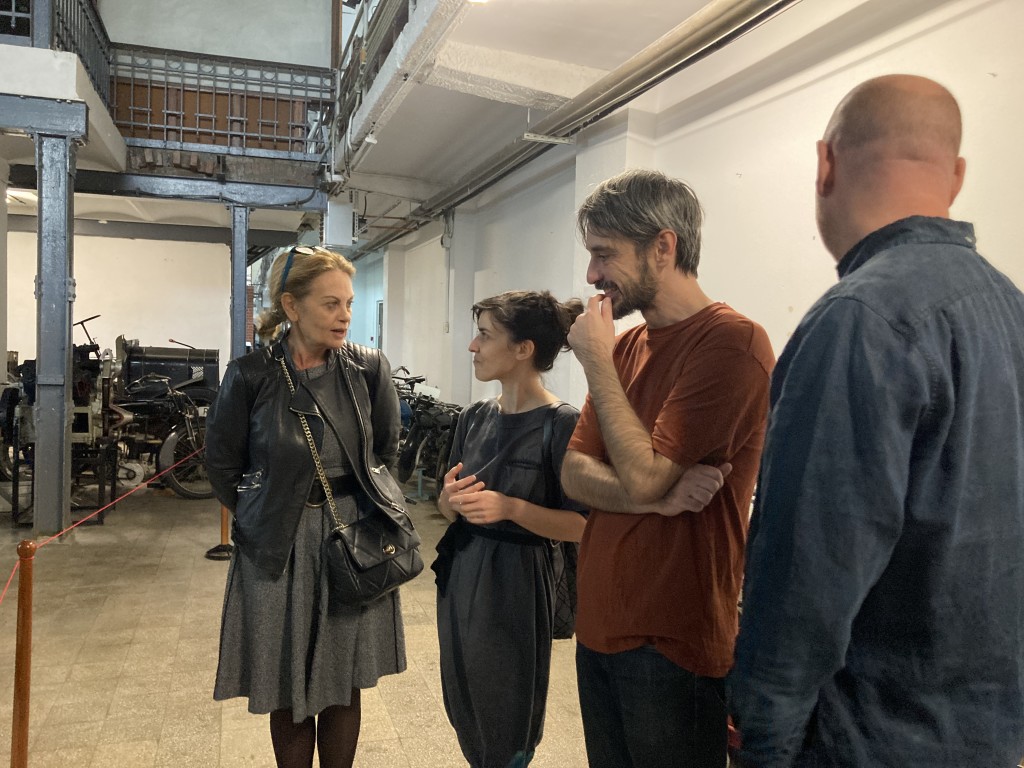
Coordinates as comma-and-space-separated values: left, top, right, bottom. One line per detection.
11, 539, 36, 768
220, 504, 230, 545
204, 505, 233, 561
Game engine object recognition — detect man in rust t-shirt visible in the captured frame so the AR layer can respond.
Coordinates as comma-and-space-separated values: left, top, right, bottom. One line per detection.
563, 169, 774, 768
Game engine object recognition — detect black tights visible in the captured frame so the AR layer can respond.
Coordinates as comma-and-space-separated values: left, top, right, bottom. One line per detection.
269, 689, 361, 768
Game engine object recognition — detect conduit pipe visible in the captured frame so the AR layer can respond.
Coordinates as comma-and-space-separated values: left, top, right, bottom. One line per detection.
351, 0, 801, 259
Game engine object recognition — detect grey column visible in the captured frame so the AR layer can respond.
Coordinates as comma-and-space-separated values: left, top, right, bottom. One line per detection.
31, 0, 53, 48
229, 206, 249, 361
33, 135, 76, 536
0, 159, 9, 384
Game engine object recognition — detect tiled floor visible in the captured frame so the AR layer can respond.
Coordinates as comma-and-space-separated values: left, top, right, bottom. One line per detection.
0, 485, 587, 767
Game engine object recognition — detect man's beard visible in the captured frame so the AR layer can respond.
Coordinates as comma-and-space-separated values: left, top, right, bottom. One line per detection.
596, 256, 658, 320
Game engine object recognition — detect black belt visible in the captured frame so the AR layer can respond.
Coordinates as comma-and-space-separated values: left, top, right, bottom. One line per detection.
465, 523, 546, 546
432, 519, 545, 597
307, 474, 359, 506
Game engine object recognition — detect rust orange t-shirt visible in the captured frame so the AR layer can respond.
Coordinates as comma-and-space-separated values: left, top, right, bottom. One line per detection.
567, 302, 774, 678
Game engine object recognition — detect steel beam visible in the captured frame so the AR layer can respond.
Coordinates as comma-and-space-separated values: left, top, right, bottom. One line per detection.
76, 170, 325, 210
7, 213, 296, 248
9, 165, 326, 211
0, 94, 87, 139
229, 206, 250, 361
33, 134, 76, 536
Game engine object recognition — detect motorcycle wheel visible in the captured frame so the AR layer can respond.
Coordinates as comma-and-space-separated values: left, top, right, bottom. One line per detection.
157, 425, 213, 500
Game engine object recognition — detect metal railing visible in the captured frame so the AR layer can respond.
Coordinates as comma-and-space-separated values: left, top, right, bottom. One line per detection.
6, 0, 334, 160
110, 47, 335, 159
53, 0, 111, 105
336, 0, 408, 155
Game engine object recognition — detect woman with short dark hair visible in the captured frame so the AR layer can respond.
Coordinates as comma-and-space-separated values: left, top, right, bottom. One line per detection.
434, 289, 587, 767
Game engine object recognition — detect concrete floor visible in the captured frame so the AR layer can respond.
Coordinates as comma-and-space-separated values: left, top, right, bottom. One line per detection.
0, 485, 587, 767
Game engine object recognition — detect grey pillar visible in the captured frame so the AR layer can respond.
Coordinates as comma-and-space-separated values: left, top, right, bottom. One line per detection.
33, 135, 76, 536
31, 0, 53, 49
0, 159, 9, 384
229, 206, 249, 361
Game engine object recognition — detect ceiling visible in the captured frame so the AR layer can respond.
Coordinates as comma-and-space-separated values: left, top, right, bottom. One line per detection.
3, 0, 728, 248
340, 0, 714, 248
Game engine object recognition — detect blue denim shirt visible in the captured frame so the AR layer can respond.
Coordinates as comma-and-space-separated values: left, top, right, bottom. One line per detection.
729, 217, 1024, 767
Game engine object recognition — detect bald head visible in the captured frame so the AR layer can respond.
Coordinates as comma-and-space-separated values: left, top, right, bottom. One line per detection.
815, 75, 967, 260
825, 74, 962, 163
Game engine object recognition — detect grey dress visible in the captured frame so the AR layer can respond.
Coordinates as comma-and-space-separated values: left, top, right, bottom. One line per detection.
214, 355, 406, 722
435, 399, 583, 768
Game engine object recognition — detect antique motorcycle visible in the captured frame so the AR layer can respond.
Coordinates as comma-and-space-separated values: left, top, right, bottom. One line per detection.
0, 316, 219, 512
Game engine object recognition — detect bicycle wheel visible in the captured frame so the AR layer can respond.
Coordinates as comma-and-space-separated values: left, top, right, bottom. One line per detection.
157, 425, 213, 500
397, 425, 423, 483
0, 441, 14, 481
433, 428, 456, 492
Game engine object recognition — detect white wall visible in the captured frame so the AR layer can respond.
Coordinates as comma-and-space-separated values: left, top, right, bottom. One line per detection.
6, 233, 231, 374
350, 251, 384, 348
383, 0, 1024, 410
650, 0, 1024, 356
388, 223, 457, 400
464, 148, 583, 406
97, 0, 332, 67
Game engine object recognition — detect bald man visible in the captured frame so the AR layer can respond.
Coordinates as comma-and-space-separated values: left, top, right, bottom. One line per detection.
729, 75, 1024, 767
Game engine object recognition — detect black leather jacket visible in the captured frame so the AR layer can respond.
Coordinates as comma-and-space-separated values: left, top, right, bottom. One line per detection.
205, 337, 404, 577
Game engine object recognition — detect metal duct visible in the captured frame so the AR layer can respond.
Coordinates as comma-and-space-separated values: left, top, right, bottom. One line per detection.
353, 0, 801, 259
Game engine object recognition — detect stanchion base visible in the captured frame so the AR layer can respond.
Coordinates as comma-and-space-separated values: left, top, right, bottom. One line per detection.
205, 543, 234, 561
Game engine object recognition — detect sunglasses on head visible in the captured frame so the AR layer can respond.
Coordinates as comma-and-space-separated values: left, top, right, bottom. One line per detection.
279, 245, 317, 293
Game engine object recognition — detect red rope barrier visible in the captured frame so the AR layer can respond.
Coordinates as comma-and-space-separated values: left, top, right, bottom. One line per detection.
0, 445, 205, 609
0, 559, 19, 609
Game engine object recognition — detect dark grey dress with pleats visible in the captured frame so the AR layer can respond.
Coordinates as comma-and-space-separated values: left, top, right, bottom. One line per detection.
436, 399, 582, 768
214, 357, 406, 722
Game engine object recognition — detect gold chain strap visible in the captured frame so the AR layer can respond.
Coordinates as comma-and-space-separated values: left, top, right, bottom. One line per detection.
279, 357, 345, 529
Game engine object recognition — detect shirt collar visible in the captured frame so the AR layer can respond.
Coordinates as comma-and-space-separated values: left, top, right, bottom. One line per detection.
836, 216, 976, 279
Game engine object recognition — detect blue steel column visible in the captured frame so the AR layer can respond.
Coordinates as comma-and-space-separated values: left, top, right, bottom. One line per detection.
33, 135, 76, 535
229, 206, 249, 361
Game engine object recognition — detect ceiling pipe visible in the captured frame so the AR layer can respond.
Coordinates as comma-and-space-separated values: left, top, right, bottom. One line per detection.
351, 0, 801, 259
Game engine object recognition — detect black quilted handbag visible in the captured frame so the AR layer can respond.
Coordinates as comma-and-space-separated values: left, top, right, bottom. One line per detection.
323, 487, 424, 606
281, 358, 423, 606
543, 407, 578, 640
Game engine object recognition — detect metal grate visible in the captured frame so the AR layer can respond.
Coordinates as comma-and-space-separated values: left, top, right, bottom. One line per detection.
12, 0, 334, 160
336, 0, 408, 163
110, 46, 335, 159
0, 0, 31, 40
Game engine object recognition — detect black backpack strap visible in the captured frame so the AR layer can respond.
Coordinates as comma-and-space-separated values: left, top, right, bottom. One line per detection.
541, 405, 559, 509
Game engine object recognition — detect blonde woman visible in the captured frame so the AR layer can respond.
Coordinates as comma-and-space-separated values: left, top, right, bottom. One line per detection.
206, 246, 407, 768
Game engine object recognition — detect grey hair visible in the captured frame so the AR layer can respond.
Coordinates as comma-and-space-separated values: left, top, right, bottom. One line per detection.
577, 169, 704, 275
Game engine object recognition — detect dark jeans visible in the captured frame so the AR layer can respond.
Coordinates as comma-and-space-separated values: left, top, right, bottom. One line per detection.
576, 642, 727, 768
